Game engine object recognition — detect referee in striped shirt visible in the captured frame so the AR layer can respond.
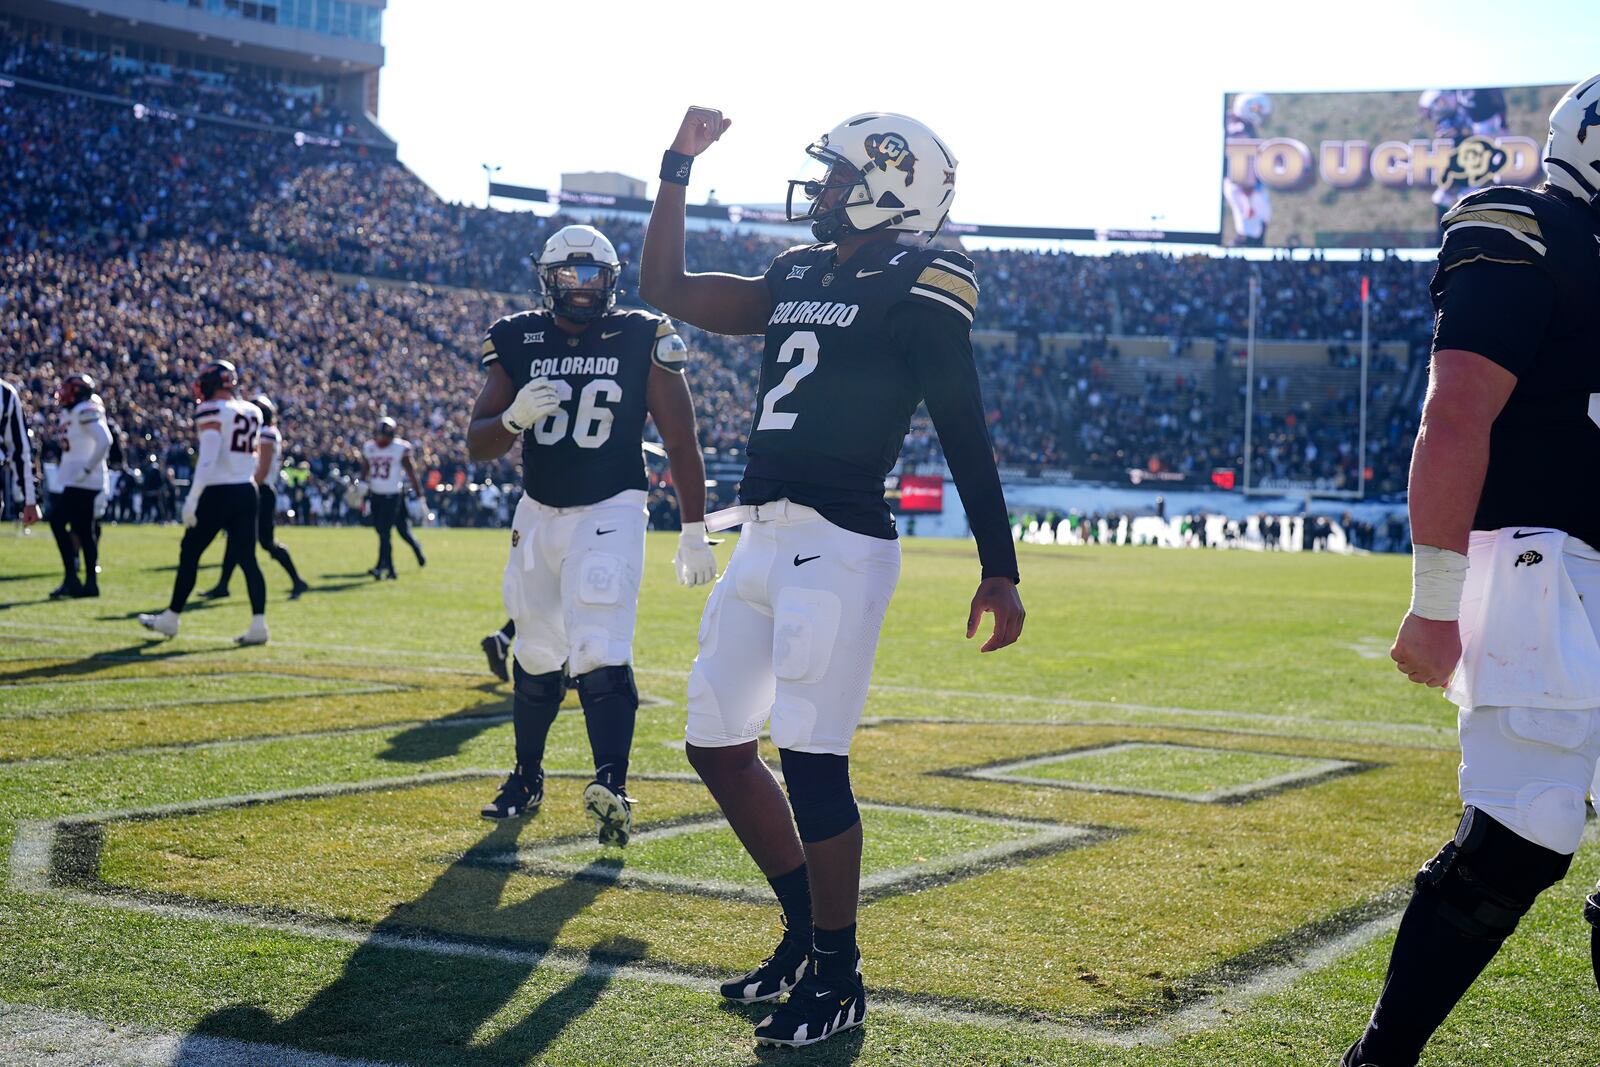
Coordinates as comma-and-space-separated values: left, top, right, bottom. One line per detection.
1, 379, 40, 527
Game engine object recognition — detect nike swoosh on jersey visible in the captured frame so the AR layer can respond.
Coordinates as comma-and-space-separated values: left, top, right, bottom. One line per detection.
601, 330, 623, 339
793, 554, 821, 566
855, 269, 883, 278
1511, 529, 1551, 538
597, 528, 616, 536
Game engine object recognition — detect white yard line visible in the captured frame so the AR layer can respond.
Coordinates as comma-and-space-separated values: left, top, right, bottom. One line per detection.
0, 1000, 399, 1067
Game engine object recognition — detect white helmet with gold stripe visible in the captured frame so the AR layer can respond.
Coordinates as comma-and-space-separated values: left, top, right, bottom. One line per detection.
785, 113, 957, 243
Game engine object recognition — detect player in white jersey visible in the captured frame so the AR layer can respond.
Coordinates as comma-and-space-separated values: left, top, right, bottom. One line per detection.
47, 373, 112, 598
1223, 92, 1273, 247
360, 417, 425, 580
139, 361, 269, 645
201, 395, 309, 601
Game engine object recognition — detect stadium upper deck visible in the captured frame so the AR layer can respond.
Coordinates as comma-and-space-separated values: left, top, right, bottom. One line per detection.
0, 27, 1426, 501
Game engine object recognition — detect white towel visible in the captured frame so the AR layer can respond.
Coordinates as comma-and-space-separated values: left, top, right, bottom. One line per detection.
1447, 528, 1600, 710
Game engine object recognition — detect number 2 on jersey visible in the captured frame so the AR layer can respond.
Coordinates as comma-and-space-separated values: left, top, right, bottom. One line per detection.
756, 331, 820, 432
230, 412, 259, 454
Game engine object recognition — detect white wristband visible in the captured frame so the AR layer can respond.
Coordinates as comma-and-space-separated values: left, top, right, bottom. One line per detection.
500, 409, 524, 434
680, 521, 707, 542
1409, 544, 1469, 621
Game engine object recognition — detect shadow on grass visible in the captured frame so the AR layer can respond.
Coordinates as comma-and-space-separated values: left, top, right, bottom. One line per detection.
379, 693, 514, 764
0, 640, 215, 683
0, 570, 56, 583
181, 821, 643, 1066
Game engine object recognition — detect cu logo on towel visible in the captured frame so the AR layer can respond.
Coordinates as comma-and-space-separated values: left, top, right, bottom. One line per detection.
1513, 550, 1543, 568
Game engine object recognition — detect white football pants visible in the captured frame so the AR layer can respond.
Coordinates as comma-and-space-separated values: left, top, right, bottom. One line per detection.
685, 499, 900, 756
1454, 530, 1600, 854
502, 489, 646, 677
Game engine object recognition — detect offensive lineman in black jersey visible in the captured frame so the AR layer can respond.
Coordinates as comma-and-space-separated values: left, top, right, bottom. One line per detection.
1343, 76, 1600, 1067
467, 224, 716, 845
642, 107, 1024, 1048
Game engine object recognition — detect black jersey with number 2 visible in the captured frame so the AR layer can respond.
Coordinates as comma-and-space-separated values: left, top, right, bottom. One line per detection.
742, 237, 1019, 582
482, 307, 686, 508
1428, 184, 1600, 548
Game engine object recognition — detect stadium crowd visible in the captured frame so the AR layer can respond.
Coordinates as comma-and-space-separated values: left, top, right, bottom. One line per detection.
1, 30, 364, 137
2, 37, 1430, 524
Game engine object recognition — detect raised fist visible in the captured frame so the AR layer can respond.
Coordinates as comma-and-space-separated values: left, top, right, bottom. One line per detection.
671, 107, 732, 157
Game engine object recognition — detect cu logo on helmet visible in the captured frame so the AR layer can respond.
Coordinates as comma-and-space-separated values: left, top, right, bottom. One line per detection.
865, 132, 917, 185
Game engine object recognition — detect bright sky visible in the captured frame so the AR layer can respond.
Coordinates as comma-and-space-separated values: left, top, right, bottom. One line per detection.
378, 0, 1595, 237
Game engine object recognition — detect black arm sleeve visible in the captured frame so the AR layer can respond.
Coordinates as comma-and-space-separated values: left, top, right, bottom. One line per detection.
1430, 259, 1555, 377
890, 302, 1020, 583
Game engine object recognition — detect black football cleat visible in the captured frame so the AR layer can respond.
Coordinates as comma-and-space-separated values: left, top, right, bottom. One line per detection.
288, 580, 310, 600
71, 583, 100, 598
368, 566, 385, 581
583, 780, 633, 847
199, 585, 230, 600
49, 579, 84, 600
720, 927, 810, 1004
481, 766, 542, 820
1340, 1040, 1391, 1066
753, 969, 866, 1048
481, 632, 510, 682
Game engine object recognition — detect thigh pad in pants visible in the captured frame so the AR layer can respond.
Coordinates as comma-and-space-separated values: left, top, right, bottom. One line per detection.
562, 515, 643, 676
503, 499, 566, 676
1459, 704, 1600, 854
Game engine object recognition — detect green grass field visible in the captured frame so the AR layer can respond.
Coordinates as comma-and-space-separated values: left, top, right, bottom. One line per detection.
1, 523, 1596, 1065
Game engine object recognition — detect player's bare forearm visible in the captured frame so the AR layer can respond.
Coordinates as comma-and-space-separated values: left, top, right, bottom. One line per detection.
1407, 349, 1515, 551
639, 178, 688, 309
665, 445, 706, 524
647, 367, 706, 523
639, 107, 769, 335
467, 365, 518, 461
1407, 415, 1487, 553
467, 417, 516, 461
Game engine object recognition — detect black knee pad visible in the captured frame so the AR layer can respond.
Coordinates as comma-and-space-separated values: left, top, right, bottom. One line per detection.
575, 665, 638, 708
1415, 806, 1572, 941
511, 663, 566, 707
778, 749, 860, 843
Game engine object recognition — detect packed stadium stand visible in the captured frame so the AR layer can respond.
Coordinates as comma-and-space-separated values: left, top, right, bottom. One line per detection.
0, 22, 1430, 526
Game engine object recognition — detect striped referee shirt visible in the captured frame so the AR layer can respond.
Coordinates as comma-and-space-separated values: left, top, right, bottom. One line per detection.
1, 379, 38, 506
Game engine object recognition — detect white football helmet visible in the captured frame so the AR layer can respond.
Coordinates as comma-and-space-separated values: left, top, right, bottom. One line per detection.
1419, 89, 1458, 124
785, 113, 957, 242
1544, 74, 1600, 205
1231, 93, 1272, 127
538, 224, 619, 323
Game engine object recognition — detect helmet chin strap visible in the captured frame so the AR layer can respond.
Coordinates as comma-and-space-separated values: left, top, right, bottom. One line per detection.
1545, 155, 1600, 208
810, 203, 924, 243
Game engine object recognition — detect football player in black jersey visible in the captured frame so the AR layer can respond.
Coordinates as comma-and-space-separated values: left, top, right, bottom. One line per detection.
467, 224, 716, 846
642, 107, 1024, 1048
1343, 75, 1600, 1067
